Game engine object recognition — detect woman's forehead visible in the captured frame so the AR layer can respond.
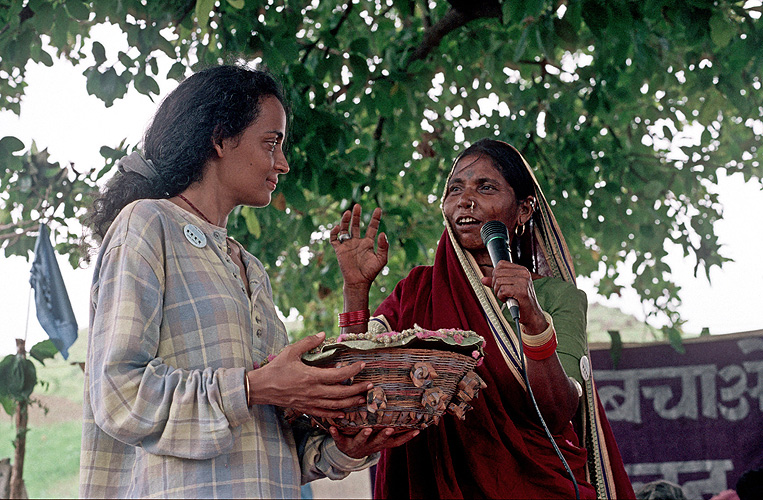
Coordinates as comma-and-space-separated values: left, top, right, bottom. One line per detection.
450, 154, 502, 181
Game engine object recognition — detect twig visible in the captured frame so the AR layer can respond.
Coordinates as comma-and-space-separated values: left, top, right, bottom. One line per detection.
9, 339, 28, 500
408, 4, 500, 63
301, 2, 354, 63
0, 4, 33, 38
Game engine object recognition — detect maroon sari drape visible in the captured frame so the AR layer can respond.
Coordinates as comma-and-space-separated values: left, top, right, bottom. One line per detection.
372, 232, 633, 499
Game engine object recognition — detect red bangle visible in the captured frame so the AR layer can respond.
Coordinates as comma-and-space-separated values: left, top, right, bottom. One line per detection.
522, 332, 558, 361
339, 309, 370, 328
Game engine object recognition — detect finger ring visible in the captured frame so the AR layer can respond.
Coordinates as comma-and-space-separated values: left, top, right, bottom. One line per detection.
337, 233, 351, 242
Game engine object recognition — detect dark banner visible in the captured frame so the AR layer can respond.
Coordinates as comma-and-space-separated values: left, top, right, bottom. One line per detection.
590, 330, 763, 499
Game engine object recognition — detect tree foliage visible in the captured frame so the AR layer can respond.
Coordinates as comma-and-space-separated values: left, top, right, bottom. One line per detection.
1, 0, 761, 343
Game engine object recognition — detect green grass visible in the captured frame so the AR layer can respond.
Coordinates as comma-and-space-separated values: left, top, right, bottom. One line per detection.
0, 333, 86, 499
0, 419, 81, 499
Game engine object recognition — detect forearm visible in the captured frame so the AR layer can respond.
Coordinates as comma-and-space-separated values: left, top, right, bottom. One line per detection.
525, 354, 580, 433
341, 284, 371, 334
90, 358, 249, 459
520, 310, 579, 433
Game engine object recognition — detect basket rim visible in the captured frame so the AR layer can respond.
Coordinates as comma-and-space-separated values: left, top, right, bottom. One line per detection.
302, 326, 485, 365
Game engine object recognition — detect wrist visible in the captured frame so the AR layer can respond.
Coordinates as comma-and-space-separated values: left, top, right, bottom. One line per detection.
521, 311, 557, 361
343, 283, 371, 293
521, 311, 550, 336
339, 309, 370, 328
245, 367, 272, 406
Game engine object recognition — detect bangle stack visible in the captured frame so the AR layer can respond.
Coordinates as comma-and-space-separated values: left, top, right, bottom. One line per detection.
338, 309, 370, 328
521, 311, 558, 361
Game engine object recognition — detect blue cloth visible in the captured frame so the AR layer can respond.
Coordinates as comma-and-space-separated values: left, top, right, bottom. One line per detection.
29, 223, 77, 359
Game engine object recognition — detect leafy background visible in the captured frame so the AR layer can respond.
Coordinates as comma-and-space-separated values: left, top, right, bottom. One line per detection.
1, 0, 761, 352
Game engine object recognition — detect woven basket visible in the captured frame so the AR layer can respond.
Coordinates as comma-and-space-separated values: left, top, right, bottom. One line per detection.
293, 329, 487, 431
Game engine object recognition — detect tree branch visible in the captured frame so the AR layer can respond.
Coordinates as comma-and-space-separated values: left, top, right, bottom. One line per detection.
408, 5, 500, 64
0, 4, 33, 38
301, 2, 354, 64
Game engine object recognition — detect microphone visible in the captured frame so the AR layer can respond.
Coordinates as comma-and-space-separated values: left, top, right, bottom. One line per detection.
480, 220, 520, 320
480, 221, 580, 500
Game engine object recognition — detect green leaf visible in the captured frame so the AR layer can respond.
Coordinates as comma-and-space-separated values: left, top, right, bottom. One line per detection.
241, 206, 261, 238
135, 72, 161, 96
86, 67, 129, 107
664, 325, 685, 354
0, 355, 36, 401
709, 13, 735, 48
607, 330, 622, 369
167, 61, 187, 81
92, 41, 107, 65
513, 26, 530, 61
195, 0, 216, 26
226, 0, 245, 9
0, 136, 26, 157
0, 355, 15, 396
64, 0, 90, 21
29, 339, 60, 366
0, 394, 14, 417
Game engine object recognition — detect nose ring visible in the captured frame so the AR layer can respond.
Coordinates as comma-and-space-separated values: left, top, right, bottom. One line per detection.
470, 200, 475, 214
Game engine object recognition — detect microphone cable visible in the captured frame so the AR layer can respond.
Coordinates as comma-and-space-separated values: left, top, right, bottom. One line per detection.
481, 219, 580, 499
509, 308, 580, 500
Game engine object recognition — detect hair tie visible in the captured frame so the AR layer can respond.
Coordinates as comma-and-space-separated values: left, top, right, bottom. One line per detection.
117, 151, 159, 180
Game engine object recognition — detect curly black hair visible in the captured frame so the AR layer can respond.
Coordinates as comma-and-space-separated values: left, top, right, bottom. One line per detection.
88, 64, 286, 239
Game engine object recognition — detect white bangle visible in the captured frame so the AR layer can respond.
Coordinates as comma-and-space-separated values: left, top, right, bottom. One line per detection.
520, 311, 555, 346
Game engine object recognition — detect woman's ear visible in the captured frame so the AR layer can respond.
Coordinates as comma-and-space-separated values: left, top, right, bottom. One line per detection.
518, 196, 536, 225
212, 125, 226, 158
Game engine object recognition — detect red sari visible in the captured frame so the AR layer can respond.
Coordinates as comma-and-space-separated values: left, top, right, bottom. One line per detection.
372, 232, 634, 499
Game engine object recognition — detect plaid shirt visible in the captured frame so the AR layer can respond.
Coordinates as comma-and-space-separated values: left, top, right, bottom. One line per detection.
80, 199, 375, 498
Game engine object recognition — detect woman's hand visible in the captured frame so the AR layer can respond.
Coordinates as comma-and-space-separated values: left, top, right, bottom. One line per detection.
482, 262, 580, 431
480, 261, 547, 334
247, 332, 370, 418
329, 426, 420, 459
330, 204, 388, 289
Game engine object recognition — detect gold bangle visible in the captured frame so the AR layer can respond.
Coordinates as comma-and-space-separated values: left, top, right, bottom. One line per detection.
521, 311, 555, 347
244, 372, 251, 407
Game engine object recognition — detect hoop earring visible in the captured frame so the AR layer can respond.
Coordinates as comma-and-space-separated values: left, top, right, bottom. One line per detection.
530, 218, 537, 273
515, 223, 525, 237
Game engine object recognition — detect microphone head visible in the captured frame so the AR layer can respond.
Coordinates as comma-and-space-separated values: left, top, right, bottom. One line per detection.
480, 220, 509, 246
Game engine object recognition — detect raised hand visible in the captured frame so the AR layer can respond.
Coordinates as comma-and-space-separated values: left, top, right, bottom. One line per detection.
247, 332, 370, 418
330, 204, 389, 289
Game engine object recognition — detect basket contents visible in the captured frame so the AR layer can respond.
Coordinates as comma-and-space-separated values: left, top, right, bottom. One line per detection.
291, 326, 487, 431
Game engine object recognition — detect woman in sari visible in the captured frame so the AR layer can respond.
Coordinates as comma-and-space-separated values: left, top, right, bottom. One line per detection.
330, 139, 634, 499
